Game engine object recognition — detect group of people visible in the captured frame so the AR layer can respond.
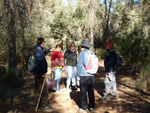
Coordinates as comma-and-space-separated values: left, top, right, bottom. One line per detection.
33, 38, 118, 113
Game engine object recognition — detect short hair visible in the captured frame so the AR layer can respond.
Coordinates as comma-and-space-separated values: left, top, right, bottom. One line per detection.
37, 38, 45, 45
81, 46, 89, 49
70, 42, 75, 47
56, 44, 62, 49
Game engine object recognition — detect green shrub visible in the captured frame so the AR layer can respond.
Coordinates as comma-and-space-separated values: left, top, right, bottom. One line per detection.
0, 67, 25, 104
134, 64, 150, 91
95, 48, 106, 59
4, 69, 24, 88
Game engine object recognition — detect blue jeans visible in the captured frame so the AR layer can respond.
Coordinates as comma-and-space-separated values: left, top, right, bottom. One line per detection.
66, 66, 76, 89
103, 72, 117, 100
54, 68, 62, 90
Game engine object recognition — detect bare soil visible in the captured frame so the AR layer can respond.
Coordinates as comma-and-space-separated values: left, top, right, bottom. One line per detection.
1, 66, 150, 113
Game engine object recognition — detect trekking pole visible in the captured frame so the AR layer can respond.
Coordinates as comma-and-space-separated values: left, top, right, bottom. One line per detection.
35, 78, 46, 112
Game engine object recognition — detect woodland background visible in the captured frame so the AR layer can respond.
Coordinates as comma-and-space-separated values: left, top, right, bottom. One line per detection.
0, 0, 150, 108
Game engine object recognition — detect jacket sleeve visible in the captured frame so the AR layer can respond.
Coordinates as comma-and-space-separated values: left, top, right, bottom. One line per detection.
77, 51, 89, 77
77, 52, 83, 77
64, 50, 67, 65
107, 52, 115, 73
35, 50, 46, 75
51, 52, 56, 71
44, 49, 50, 55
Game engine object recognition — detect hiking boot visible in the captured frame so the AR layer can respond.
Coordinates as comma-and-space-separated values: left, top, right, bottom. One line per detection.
67, 88, 72, 92
77, 108, 88, 113
72, 86, 78, 90
109, 94, 117, 99
112, 95, 117, 99
41, 106, 52, 112
89, 108, 95, 112
56, 89, 62, 94
99, 97, 109, 101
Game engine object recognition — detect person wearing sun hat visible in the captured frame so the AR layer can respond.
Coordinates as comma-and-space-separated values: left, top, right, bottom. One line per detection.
100, 42, 117, 101
77, 40, 95, 113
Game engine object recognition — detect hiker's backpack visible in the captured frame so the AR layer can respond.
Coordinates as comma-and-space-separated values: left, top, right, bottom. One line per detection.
84, 50, 99, 74
28, 47, 41, 72
108, 50, 123, 67
115, 53, 123, 67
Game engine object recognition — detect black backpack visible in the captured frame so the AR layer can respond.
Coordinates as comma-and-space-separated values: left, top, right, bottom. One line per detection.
115, 52, 123, 67
108, 50, 123, 67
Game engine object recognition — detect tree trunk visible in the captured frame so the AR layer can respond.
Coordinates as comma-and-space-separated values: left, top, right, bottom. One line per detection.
89, 0, 94, 51
104, 0, 107, 20
8, 0, 17, 70
104, 0, 112, 42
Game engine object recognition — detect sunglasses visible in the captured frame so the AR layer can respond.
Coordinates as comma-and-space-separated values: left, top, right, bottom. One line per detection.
71, 45, 75, 47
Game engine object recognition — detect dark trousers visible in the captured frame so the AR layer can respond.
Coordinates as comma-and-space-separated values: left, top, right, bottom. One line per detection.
34, 74, 48, 107
80, 76, 95, 110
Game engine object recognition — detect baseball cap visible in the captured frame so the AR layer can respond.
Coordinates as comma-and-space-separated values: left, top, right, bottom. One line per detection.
104, 42, 112, 47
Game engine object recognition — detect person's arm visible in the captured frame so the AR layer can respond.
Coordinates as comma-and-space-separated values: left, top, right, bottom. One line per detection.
75, 51, 78, 66
77, 52, 84, 78
107, 52, 115, 73
44, 49, 54, 55
64, 50, 67, 65
83, 51, 89, 68
51, 52, 57, 72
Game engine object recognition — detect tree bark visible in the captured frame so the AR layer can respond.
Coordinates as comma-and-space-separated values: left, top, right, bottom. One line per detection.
89, 0, 94, 51
104, 0, 107, 20
104, 0, 112, 42
8, 0, 17, 70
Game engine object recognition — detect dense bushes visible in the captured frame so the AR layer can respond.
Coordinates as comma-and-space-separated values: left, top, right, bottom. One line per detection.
0, 66, 25, 105
134, 64, 150, 92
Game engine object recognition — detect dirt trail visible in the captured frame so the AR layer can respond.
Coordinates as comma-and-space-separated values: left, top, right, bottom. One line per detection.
2, 67, 150, 113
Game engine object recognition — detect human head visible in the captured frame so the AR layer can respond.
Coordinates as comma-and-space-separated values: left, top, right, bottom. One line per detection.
37, 38, 46, 48
79, 40, 90, 51
104, 42, 112, 50
56, 44, 62, 52
70, 42, 75, 50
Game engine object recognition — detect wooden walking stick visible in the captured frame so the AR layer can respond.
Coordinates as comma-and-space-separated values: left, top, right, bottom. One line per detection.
35, 78, 46, 112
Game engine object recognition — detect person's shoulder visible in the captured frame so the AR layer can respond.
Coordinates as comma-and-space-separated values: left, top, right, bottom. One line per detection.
65, 49, 70, 53
109, 50, 116, 56
51, 51, 57, 55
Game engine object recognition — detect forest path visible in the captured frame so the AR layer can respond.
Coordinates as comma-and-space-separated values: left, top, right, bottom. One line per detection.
5, 66, 150, 113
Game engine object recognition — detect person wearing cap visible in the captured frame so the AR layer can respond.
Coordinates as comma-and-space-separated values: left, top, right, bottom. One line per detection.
51, 44, 65, 93
101, 42, 117, 101
33, 38, 54, 111
77, 40, 95, 113
64, 42, 78, 91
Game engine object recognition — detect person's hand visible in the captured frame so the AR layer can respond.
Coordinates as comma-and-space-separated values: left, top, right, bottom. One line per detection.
62, 66, 66, 71
51, 68, 54, 73
50, 49, 54, 52
42, 74, 46, 78
107, 73, 112, 81
77, 77, 80, 81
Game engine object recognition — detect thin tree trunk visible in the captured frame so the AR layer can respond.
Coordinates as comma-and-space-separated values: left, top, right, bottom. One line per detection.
89, 0, 94, 51
105, 0, 112, 42
104, 0, 107, 20
8, 0, 17, 70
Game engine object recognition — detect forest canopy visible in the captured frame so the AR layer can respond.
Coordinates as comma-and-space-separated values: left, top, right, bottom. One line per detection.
0, 0, 149, 71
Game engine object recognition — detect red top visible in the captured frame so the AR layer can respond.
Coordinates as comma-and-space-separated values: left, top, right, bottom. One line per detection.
51, 51, 64, 71
51, 51, 63, 61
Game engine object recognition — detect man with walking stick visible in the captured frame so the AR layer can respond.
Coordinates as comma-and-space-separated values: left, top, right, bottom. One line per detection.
33, 38, 53, 112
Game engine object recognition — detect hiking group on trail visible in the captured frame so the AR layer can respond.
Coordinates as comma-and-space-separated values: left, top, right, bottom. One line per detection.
29, 38, 122, 112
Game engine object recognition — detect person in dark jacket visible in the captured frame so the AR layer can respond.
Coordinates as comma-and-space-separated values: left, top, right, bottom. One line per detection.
34, 38, 53, 112
64, 42, 78, 91
101, 42, 117, 101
